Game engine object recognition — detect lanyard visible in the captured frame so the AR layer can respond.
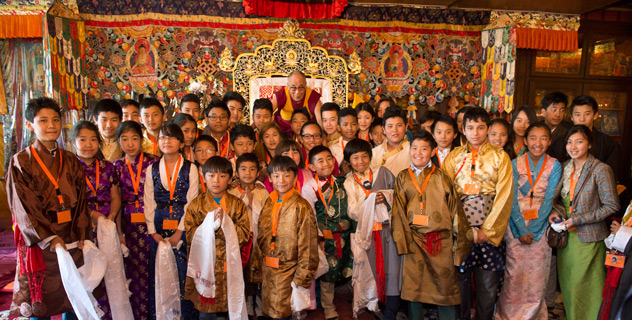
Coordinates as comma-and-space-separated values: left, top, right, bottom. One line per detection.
125, 153, 144, 210
515, 140, 524, 154
353, 169, 373, 198
434, 148, 443, 168
314, 174, 335, 212
269, 189, 295, 253
408, 165, 436, 205
31, 146, 65, 207
359, 131, 370, 141
85, 159, 100, 210
147, 134, 158, 155
266, 152, 271, 164
164, 156, 183, 213
455, 143, 483, 178
340, 139, 346, 153
525, 154, 548, 206
569, 162, 579, 214
199, 171, 205, 193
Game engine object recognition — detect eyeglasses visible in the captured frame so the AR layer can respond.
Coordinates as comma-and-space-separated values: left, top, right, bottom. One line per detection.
195, 148, 216, 154
208, 115, 229, 121
301, 134, 322, 140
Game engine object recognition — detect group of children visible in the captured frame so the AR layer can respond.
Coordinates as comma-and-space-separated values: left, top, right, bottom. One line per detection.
7, 89, 631, 320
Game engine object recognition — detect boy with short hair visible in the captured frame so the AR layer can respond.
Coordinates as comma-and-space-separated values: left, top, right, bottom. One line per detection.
330, 107, 359, 165
303, 146, 355, 320
370, 106, 411, 176
92, 98, 123, 162
250, 155, 319, 319
224, 91, 247, 128
252, 98, 273, 141
431, 115, 458, 168
230, 124, 257, 171
343, 138, 401, 319
540, 91, 571, 152
203, 98, 235, 160
181, 93, 202, 125
7, 97, 94, 318
391, 131, 472, 320
192, 135, 218, 194
370, 117, 385, 146
321, 102, 341, 147
443, 107, 513, 320
120, 98, 141, 123
184, 156, 251, 319
291, 108, 310, 141
139, 97, 165, 156
550, 95, 621, 179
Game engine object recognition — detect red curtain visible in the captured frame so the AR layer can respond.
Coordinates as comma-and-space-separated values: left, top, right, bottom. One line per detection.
244, 0, 347, 20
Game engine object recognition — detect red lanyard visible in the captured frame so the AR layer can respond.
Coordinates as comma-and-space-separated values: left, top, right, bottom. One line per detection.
218, 133, 229, 158
408, 165, 436, 204
31, 146, 64, 207
164, 156, 183, 213
353, 169, 373, 197
269, 189, 295, 253
526, 154, 548, 206
85, 159, 100, 210
125, 153, 144, 210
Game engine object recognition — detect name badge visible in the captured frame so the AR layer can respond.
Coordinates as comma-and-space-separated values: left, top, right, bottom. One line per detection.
163, 219, 178, 230
322, 229, 334, 239
413, 214, 429, 226
523, 209, 538, 220
57, 210, 71, 224
266, 255, 279, 269
131, 213, 146, 223
464, 183, 480, 195
372, 222, 382, 232
605, 253, 626, 268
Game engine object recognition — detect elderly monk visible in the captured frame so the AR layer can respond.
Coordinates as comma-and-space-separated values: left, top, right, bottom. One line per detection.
271, 70, 323, 137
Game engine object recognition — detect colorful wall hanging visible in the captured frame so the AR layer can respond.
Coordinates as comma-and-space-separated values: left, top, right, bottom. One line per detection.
43, 0, 88, 111
73, 2, 488, 114
490, 10, 579, 51
244, 0, 347, 20
480, 25, 517, 113
0, 0, 77, 38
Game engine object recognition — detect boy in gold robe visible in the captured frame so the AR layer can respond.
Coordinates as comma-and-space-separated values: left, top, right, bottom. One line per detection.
251, 155, 319, 320
184, 156, 251, 318
443, 108, 513, 320
391, 131, 472, 320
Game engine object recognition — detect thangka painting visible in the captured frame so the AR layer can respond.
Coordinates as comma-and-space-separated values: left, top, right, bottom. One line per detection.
480, 25, 517, 113
74, 2, 488, 113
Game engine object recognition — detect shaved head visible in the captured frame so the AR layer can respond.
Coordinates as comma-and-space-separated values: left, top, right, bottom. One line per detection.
287, 70, 308, 102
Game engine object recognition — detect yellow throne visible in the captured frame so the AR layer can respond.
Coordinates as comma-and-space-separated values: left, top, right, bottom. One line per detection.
219, 20, 361, 123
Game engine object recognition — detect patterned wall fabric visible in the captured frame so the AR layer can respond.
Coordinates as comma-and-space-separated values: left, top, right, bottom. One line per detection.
480, 26, 517, 113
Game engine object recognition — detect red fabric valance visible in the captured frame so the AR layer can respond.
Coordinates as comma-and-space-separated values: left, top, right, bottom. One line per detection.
244, 0, 347, 20
517, 28, 578, 52
0, 15, 43, 38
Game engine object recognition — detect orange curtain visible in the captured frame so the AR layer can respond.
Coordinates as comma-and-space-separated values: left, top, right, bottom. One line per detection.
0, 15, 43, 38
517, 28, 578, 52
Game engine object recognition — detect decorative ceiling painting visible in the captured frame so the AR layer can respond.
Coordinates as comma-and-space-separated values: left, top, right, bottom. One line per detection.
75, 1, 489, 111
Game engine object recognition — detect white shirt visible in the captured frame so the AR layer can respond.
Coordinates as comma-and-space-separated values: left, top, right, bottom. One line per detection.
329, 136, 349, 165
437, 147, 450, 166
144, 156, 199, 234
370, 140, 411, 177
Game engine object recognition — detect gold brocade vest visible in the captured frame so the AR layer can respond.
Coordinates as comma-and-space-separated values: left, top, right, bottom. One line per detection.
280, 87, 314, 121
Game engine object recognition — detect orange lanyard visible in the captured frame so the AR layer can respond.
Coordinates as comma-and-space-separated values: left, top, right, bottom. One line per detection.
340, 139, 346, 153
526, 154, 548, 206
408, 165, 436, 205
455, 143, 483, 178
353, 169, 373, 198
515, 140, 524, 154
85, 159, 100, 210
148, 134, 158, 155
359, 131, 370, 141
164, 156, 183, 213
314, 174, 335, 211
218, 133, 229, 158
569, 163, 578, 214
269, 189, 295, 253
199, 171, 205, 193
31, 146, 65, 207
125, 153, 144, 210
266, 152, 271, 164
